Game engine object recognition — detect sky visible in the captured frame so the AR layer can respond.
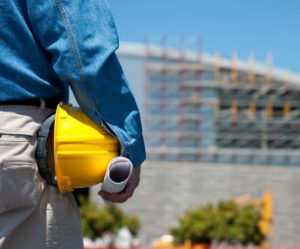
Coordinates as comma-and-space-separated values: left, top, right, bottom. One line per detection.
109, 0, 300, 74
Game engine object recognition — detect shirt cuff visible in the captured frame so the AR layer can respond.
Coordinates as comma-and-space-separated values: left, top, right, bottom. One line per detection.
120, 135, 146, 167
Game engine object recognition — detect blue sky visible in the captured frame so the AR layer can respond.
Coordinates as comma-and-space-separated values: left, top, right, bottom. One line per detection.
109, 0, 300, 73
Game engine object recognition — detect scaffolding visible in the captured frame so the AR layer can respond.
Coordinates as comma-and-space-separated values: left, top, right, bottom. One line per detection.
143, 37, 300, 166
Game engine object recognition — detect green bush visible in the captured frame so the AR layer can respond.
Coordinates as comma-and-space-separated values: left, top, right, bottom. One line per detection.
170, 200, 266, 245
79, 197, 140, 240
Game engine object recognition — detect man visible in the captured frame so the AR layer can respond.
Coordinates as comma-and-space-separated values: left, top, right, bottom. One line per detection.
0, 1, 146, 248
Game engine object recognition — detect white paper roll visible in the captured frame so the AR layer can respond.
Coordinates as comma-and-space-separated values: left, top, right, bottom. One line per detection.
101, 156, 133, 194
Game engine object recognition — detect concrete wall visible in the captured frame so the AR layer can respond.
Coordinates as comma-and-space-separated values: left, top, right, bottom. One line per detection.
92, 162, 300, 245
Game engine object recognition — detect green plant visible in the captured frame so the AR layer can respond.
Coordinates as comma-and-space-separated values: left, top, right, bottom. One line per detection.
79, 196, 140, 240
170, 200, 266, 246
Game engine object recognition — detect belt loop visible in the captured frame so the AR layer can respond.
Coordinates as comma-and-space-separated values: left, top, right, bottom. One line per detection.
39, 98, 46, 110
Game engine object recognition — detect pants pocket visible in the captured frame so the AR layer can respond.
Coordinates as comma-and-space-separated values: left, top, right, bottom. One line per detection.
0, 161, 42, 214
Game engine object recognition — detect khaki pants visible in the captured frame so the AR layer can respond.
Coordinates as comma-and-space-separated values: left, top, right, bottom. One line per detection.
0, 105, 83, 249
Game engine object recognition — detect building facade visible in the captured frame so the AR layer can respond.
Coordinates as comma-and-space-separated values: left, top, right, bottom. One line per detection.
117, 42, 300, 166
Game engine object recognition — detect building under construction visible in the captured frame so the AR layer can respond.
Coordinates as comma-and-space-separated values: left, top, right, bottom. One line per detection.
117, 41, 300, 166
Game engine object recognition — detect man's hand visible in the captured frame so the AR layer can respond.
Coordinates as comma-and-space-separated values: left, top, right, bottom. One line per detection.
98, 165, 141, 203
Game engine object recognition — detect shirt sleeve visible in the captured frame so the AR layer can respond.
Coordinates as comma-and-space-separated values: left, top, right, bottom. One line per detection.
26, 0, 146, 166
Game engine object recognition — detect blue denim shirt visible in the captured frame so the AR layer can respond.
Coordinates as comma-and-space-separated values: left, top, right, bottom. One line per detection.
0, 0, 146, 166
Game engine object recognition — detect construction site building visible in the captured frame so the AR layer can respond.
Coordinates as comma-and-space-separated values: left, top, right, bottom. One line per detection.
117, 41, 300, 166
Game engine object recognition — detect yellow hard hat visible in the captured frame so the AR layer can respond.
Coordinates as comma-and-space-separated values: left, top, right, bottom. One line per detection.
53, 104, 120, 192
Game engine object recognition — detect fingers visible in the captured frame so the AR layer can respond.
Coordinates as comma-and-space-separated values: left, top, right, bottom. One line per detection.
98, 165, 141, 203
98, 186, 134, 203
99, 177, 138, 203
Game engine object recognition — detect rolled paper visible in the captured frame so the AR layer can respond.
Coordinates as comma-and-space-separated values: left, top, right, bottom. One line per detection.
101, 156, 133, 194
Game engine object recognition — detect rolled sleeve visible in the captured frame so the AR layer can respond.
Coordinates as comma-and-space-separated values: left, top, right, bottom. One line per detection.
26, 0, 146, 166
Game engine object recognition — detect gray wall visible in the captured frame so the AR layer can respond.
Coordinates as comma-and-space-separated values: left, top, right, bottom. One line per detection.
92, 162, 300, 245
